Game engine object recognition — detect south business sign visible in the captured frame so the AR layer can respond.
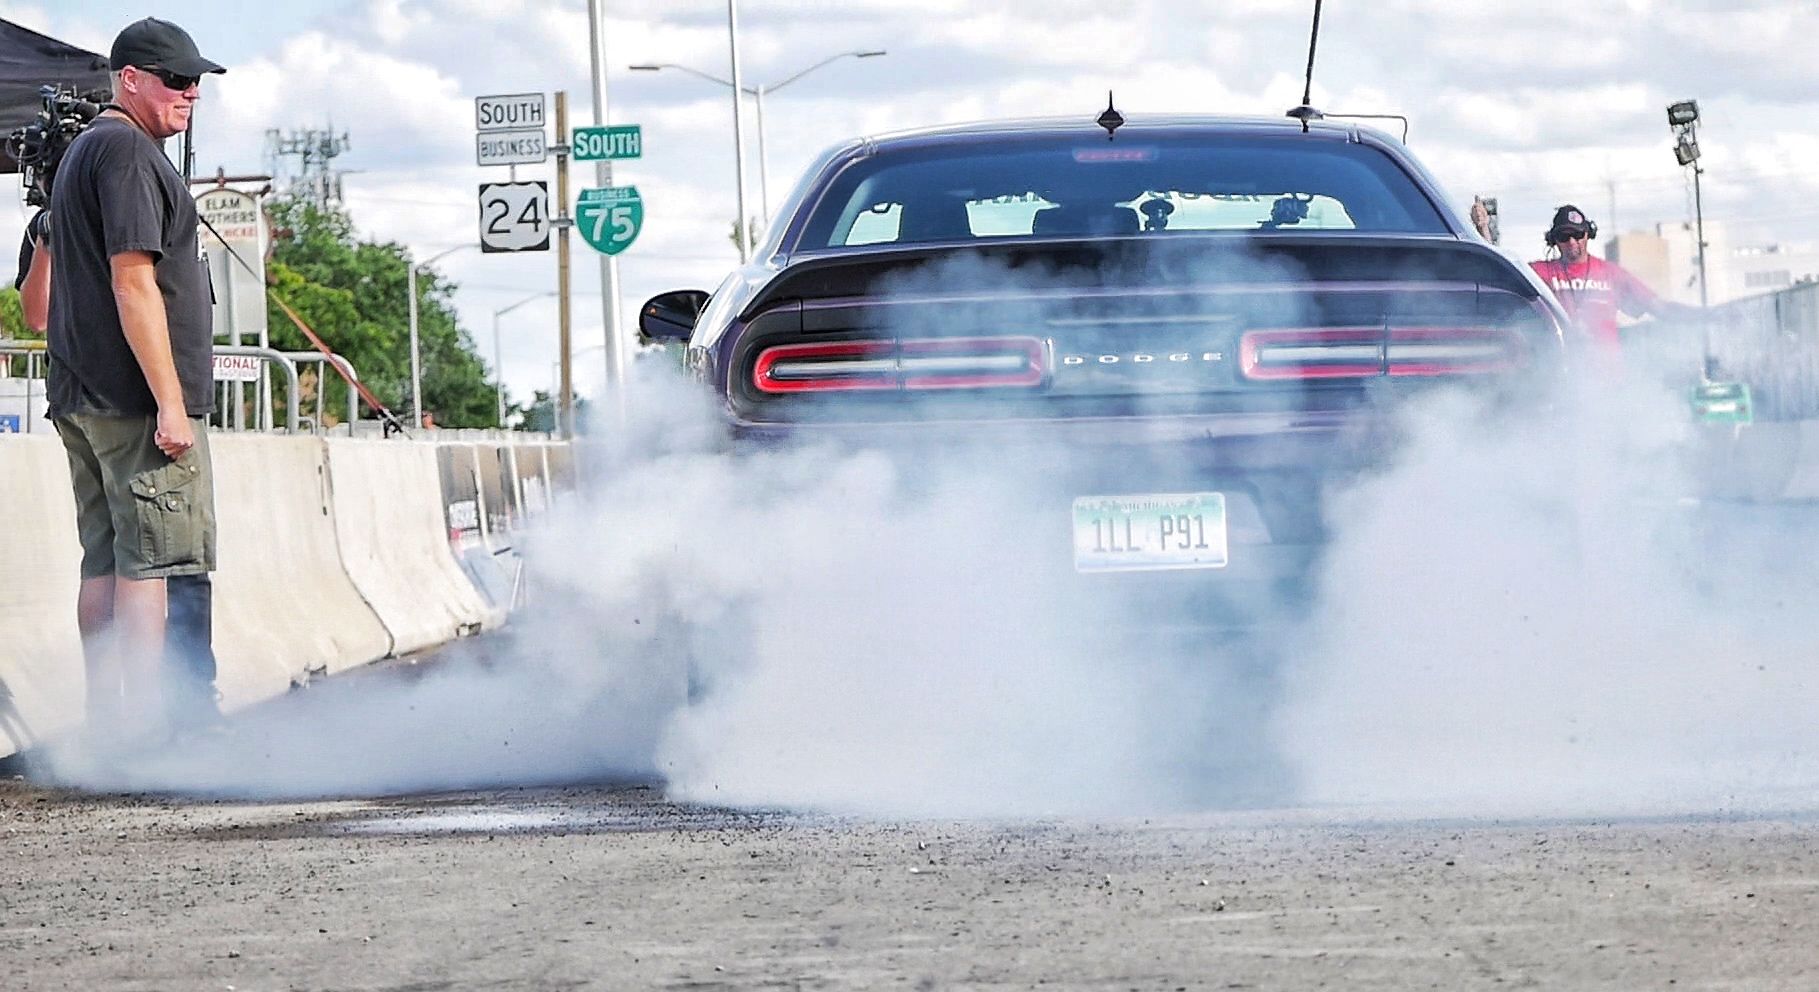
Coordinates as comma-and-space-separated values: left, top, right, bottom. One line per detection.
475, 92, 548, 167
476, 129, 546, 167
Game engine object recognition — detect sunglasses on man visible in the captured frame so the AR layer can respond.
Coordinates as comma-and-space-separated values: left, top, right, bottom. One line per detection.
137, 64, 201, 92
1557, 230, 1589, 242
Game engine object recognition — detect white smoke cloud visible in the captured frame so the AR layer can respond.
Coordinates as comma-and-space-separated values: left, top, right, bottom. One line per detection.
1277, 361, 1819, 818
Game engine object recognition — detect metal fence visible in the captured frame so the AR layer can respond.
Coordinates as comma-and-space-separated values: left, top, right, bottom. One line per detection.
1708, 280, 1819, 421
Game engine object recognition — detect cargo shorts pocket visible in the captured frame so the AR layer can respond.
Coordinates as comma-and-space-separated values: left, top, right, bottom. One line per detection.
127, 455, 206, 570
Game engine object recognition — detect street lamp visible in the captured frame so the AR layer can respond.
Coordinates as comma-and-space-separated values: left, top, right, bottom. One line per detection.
630, 49, 886, 227
1666, 99, 1709, 308
407, 244, 471, 429
492, 292, 557, 428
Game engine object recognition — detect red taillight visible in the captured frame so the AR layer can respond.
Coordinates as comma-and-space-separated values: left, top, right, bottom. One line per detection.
753, 337, 1047, 394
1239, 326, 1525, 380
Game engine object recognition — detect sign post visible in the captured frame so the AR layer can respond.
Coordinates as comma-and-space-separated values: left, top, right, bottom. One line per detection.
554, 92, 574, 438
576, 186, 643, 256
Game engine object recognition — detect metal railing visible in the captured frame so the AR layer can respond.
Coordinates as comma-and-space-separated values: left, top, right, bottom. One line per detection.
1, 338, 312, 431
0, 340, 46, 435
212, 346, 301, 432
280, 351, 361, 436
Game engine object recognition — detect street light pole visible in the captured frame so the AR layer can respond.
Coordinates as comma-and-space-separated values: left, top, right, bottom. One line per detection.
753, 83, 768, 221
492, 292, 557, 428
584, 0, 627, 407
407, 244, 469, 430
727, 0, 752, 263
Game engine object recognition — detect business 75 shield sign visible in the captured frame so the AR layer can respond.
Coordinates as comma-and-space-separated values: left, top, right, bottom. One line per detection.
575, 186, 642, 256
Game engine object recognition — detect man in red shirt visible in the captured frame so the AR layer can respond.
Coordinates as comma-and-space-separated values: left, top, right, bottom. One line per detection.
1529, 204, 1696, 350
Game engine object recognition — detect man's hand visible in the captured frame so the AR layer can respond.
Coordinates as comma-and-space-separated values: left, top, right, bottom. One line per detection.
154, 407, 195, 459
1469, 201, 1493, 241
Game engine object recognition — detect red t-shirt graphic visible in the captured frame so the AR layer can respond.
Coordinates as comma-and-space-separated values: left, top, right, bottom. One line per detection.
1529, 255, 1665, 349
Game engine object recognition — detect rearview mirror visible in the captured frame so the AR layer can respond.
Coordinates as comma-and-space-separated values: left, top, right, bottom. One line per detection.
639, 290, 711, 343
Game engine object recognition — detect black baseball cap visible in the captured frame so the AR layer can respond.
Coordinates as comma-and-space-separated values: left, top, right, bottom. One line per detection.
1549, 205, 1592, 237
110, 18, 225, 76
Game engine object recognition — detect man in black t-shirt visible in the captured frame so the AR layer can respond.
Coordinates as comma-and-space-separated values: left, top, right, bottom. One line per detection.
44, 18, 224, 742
20, 212, 221, 734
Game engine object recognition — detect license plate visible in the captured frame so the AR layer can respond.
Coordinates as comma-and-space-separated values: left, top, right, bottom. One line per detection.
1071, 492, 1228, 573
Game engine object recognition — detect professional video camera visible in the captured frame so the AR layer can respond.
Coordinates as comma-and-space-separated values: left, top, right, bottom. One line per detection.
6, 84, 106, 207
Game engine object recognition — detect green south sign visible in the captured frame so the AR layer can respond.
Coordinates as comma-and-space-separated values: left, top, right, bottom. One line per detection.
571, 125, 642, 161
576, 186, 642, 255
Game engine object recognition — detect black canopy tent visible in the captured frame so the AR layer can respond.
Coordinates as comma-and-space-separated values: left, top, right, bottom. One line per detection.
0, 18, 110, 173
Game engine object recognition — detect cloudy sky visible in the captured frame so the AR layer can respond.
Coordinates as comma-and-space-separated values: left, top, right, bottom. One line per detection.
10, 0, 1818, 406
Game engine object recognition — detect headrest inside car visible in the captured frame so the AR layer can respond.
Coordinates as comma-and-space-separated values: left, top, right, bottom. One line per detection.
1031, 204, 1139, 238
897, 197, 974, 243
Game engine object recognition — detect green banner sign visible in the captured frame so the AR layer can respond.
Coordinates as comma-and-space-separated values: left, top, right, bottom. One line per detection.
576, 186, 643, 255
1690, 381, 1753, 425
572, 125, 642, 161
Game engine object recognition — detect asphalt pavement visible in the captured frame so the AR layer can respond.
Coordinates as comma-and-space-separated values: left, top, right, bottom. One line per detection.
3, 778, 1817, 991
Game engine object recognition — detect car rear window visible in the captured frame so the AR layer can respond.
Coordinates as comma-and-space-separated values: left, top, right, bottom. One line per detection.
801, 134, 1448, 248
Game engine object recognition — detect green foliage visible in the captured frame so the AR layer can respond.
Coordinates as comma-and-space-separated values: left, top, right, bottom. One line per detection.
0, 287, 31, 338
517, 389, 589, 435
265, 197, 503, 428
0, 287, 35, 377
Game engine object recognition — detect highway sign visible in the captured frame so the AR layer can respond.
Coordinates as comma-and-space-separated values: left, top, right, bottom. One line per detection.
194, 187, 268, 346
476, 128, 547, 167
478, 181, 551, 253
576, 186, 642, 255
572, 125, 642, 161
475, 93, 544, 132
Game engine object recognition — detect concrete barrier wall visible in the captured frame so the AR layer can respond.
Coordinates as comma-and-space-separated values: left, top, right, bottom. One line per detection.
0, 435, 86, 752
0, 431, 564, 759
209, 435, 392, 710
325, 439, 498, 657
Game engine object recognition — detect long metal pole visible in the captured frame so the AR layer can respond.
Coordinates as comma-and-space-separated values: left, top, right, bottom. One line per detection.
493, 310, 506, 428
1692, 159, 1709, 309
727, 0, 752, 263
556, 91, 574, 437
407, 259, 422, 428
586, 0, 627, 404
754, 84, 769, 224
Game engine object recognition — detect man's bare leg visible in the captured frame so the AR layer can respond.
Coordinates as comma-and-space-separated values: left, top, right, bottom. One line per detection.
76, 576, 120, 728
111, 576, 168, 740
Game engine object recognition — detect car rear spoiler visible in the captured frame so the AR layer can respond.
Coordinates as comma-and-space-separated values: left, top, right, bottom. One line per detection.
745, 235, 1536, 321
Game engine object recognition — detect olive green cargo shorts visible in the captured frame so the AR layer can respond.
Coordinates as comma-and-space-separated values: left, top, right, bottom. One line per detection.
53, 413, 216, 580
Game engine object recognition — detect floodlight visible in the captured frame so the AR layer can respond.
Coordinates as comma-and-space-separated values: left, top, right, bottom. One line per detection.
1667, 100, 1700, 128
1675, 133, 1701, 166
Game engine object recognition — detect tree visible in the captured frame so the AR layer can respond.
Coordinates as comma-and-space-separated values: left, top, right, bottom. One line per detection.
516, 389, 589, 435
264, 197, 502, 428
0, 287, 36, 377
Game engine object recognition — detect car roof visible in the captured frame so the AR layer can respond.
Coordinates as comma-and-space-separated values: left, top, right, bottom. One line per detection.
852, 114, 1374, 152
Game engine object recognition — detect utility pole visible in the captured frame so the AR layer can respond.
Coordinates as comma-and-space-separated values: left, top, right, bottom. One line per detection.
585, 0, 627, 406
555, 92, 574, 437
1605, 176, 1617, 246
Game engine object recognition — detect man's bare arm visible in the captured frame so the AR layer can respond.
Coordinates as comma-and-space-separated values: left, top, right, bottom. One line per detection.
21, 239, 50, 332
111, 251, 195, 458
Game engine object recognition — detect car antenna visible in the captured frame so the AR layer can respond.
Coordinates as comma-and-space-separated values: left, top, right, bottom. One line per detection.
1097, 92, 1124, 141
1286, 0, 1325, 132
